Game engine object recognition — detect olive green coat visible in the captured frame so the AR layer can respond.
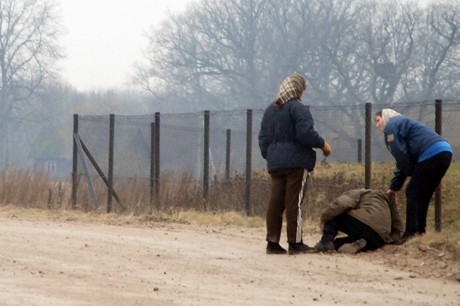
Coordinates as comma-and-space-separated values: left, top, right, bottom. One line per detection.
320, 189, 403, 242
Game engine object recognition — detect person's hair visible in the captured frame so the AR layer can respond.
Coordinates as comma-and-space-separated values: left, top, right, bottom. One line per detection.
275, 98, 283, 110
375, 110, 383, 117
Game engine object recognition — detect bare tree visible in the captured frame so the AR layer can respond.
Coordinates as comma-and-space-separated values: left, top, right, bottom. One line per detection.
0, 0, 62, 168
137, 0, 277, 110
305, 0, 366, 105
402, 0, 460, 100
137, 0, 460, 108
360, 0, 419, 105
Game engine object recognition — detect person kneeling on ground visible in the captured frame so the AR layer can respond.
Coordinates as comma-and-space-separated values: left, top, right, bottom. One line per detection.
314, 189, 403, 254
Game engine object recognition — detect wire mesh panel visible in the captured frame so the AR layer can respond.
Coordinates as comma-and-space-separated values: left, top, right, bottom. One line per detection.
74, 100, 460, 214
311, 104, 366, 163
160, 112, 203, 179
112, 115, 155, 179
209, 109, 263, 178
78, 115, 111, 177
439, 99, 460, 156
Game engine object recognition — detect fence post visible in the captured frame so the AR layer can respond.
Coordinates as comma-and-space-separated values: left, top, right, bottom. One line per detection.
435, 99, 443, 232
226, 129, 231, 181
150, 122, 155, 210
72, 114, 79, 209
203, 110, 210, 205
154, 112, 161, 209
107, 114, 115, 213
245, 109, 253, 216
357, 139, 362, 163
364, 103, 372, 189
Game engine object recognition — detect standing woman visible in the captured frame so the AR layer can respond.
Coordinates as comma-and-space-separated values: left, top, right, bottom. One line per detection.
259, 74, 331, 255
375, 109, 452, 244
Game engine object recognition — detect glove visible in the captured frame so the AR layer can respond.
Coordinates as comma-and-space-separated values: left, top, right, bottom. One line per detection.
322, 142, 331, 157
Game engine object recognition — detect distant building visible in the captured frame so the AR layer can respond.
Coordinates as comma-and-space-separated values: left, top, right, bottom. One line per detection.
33, 157, 71, 180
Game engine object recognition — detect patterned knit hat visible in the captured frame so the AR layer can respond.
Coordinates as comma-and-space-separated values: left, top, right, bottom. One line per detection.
275, 74, 307, 106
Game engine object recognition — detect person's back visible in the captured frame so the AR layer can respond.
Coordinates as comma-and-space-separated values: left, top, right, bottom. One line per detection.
385, 116, 444, 175
260, 100, 323, 172
315, 189, 403, 253
346, 189, 402, 243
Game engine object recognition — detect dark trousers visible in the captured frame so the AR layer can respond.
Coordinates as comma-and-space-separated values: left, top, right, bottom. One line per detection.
322, 214, 385, 251
266, 168, 308, 244
405, 151, 452, 234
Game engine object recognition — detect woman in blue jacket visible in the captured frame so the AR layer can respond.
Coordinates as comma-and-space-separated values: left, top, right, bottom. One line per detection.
375, 109, 452, 244
259, 74, 331, 255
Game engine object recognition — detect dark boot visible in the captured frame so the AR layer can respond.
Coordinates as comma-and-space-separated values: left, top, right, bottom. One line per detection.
288, 241, 315, 255
392, 232, 417, 245
266, 241, 287, 254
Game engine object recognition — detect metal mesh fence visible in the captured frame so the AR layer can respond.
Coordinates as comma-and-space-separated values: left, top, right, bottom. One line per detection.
74, 99, 460, 216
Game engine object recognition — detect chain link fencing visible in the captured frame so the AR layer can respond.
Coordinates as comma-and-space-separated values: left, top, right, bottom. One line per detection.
73, 100, 460, 222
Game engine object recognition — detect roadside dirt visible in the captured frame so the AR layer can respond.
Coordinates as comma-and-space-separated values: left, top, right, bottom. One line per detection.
0, 211, 459, 306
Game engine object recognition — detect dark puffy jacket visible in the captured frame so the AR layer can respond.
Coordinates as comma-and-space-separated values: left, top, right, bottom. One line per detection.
258, 99, 325, 172
384, 116, 444, 190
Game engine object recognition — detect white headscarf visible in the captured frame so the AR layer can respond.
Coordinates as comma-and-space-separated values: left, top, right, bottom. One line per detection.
381, 108, 401, 130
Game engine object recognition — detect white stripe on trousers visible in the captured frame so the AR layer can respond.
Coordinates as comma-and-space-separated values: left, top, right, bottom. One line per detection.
295, 170, 309, 243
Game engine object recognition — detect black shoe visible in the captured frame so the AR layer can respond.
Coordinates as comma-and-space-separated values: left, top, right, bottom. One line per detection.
314, 241, 335, 253
266, 241, 287, 254
392, 232, 416, 245
288, 242, 316, 255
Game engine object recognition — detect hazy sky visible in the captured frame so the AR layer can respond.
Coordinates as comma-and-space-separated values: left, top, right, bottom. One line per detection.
58, 0, 194, 92
58, 0, 431, 92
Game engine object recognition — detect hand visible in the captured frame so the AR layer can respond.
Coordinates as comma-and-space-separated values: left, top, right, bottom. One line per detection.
387, 189, 397, 197
322, 142, 332, 157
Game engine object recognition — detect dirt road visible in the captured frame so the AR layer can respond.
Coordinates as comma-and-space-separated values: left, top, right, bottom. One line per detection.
0, 212, 459, 306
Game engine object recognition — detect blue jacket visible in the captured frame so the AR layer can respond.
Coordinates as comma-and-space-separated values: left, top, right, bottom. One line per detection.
384, 116, 446, 190
258, 99, 325, 172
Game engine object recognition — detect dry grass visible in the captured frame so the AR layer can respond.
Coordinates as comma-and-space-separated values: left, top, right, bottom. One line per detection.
0, 170, 70, 209
0, 163, 459, 257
